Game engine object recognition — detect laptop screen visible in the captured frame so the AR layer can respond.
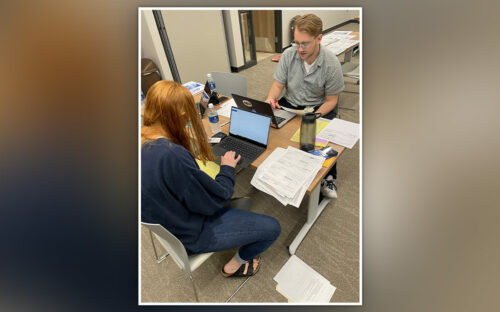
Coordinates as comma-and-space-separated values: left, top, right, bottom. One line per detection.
229, 107, 271, 145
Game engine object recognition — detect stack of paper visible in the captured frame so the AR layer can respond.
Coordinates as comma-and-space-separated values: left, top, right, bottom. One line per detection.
321, 31, 355, 46
321, 31, 359, 55
182, 81, 204, 95
325, 38, 359, 55
317, 118, 360, 149
251, 146, 324, 207
274, 255, 336, 303
324, 30, 352, 39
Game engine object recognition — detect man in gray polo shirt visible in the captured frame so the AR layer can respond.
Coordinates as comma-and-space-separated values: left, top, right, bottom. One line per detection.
265, 14, 344, 198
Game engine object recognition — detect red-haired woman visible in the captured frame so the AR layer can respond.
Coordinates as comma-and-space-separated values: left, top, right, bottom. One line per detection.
141, 80, 280, 277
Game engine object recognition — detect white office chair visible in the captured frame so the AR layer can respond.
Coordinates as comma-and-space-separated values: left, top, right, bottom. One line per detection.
341, 59, 360, 91
142, 222, 213, 302
210, 72, 247, 97
142, 221, 252, 302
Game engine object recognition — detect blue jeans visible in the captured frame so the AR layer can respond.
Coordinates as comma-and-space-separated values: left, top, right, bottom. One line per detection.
187, 199, 281, 262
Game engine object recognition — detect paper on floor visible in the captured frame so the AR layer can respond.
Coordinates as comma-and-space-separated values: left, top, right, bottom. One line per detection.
274, 255, 336, 303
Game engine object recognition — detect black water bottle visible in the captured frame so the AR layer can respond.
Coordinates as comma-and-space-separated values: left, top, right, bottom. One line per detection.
300, 112, 320, 152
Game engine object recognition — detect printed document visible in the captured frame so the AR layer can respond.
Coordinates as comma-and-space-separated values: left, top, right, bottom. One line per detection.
258, 148, 322, 198
274, 255, 336, 303
251, 147, 323, 207
216, 99, 237, 117
281, 106, 307, 116
317, 118, 360, 149
327, 30, 352, 37
325, 38, 359, 55
251, 149, 312, 207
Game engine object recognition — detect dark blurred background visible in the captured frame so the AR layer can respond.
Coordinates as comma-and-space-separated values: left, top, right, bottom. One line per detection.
1, 0, 499, 311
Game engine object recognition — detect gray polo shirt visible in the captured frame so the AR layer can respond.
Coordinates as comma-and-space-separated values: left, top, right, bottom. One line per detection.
274, 45, 344, 107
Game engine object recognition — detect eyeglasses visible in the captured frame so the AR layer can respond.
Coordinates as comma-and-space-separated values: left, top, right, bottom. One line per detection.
291, 40, 314, 49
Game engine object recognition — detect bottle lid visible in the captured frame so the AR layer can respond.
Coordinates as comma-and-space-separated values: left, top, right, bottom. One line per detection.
208, 103, 214, 108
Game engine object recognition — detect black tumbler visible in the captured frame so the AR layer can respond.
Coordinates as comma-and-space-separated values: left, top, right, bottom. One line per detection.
300, 112, 321, 152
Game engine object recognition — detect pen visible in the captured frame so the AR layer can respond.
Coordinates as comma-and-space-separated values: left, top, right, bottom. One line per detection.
220, 121, 230, 127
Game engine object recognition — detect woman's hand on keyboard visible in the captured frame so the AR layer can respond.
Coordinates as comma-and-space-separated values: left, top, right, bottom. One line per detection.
221, 151, 241, 168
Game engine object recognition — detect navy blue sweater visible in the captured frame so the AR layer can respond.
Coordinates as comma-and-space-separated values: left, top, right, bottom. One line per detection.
141, 138, 235, 250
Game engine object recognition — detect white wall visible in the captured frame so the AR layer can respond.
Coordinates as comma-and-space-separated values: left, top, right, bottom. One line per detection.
222, 10, 245, 68
161, 10, 230, 84
140, 10, 173, 81
281, 9, 361, 48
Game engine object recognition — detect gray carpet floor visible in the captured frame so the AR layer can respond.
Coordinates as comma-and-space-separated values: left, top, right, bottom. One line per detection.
140, 22, 360, 303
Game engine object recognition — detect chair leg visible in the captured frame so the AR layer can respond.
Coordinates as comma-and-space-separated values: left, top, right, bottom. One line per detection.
225, 276, 252, 302
190, 276, 200, 302
147, 229, 169, 263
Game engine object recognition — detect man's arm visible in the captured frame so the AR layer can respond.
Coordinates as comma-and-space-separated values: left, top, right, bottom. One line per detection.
265, 80, 285, 109
315, 94, 339, 117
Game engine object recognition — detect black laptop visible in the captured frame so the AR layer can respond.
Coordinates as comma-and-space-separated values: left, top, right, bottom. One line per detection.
232, 93, 296, 129
212, 107, 271, 168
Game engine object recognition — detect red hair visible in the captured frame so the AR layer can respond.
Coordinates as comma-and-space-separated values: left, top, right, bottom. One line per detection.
141, 80, 214, 163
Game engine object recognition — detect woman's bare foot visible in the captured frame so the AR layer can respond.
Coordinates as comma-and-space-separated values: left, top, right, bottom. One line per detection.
223, 256, 260, 275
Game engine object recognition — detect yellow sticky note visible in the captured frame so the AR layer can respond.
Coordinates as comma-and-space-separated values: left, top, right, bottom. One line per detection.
195, 159, 220, 179
314, 138, 328, 148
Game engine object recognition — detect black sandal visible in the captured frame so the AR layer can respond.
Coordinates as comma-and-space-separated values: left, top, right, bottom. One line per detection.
221, 256, 261, 278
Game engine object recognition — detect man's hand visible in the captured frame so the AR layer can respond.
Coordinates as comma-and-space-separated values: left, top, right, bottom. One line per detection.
266, 80, 285, 109
220, 151, 241, 168
265, 98, 281, 109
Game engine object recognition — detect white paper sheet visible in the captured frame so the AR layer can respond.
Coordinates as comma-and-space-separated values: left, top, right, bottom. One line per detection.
216, 99, 237, 117
281, 106, 307, 116
258, 147, 323, 199
325, 38, 359, 55
317, 118, 360, 149
250, 147, 323, 207
274, 255, 336, 303
251, 148, 290, 205
328, 30, 352, 37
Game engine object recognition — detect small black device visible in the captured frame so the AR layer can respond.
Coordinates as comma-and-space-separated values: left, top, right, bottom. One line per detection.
208, 91, 220, 105
210, 132, 227, 140
309, 146, 338, 158
218, 95, 229, 102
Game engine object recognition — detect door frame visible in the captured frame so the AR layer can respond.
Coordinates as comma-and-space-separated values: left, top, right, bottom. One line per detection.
274, 10, 283, 53
237, 10, 257, 70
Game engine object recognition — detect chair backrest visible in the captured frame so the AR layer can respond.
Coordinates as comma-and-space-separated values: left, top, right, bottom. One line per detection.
211, 72, 247, 97
141, 222, 192, 276
141, 58, 162, 96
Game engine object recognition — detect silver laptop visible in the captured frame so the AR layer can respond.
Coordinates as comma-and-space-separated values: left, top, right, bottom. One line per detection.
232, 94, 296, 129
212, 107, 271, 168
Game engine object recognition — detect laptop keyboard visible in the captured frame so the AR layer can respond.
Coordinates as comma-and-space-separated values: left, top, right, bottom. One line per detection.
274, 116, 286, 125
219, 136, 263, 159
